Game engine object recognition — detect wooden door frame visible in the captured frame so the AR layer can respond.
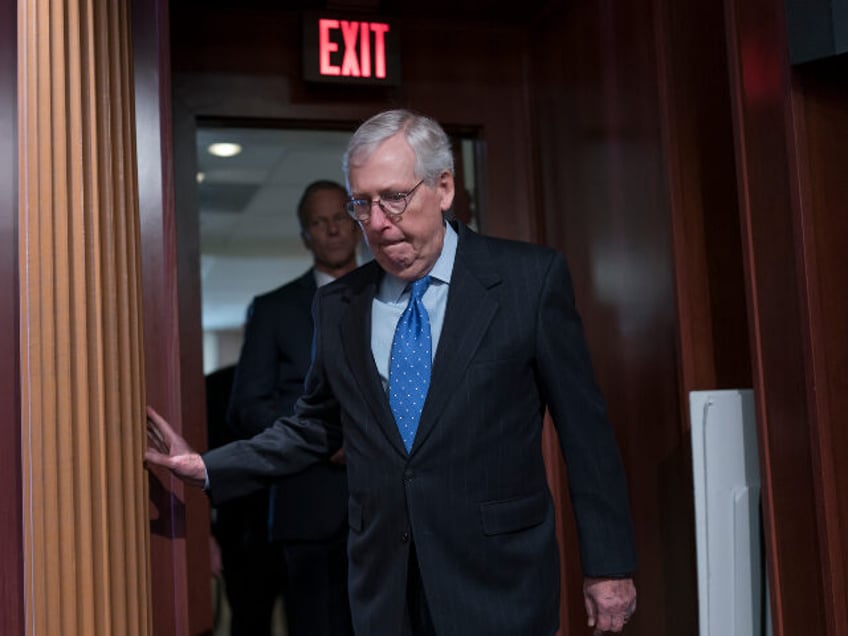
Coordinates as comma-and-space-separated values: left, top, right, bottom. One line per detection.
0, 0, 24, 630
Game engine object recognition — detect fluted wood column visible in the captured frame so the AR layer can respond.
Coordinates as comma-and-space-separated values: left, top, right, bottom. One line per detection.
18, 0, 151, 634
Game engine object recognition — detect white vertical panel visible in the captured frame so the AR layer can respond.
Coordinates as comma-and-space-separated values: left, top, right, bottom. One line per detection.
690, 389, 770, 636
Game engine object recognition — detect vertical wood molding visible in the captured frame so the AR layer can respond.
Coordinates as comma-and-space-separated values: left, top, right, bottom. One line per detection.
723, 0, 827, 632
788, 61, 848, 635
134, 0, 215, 632
18, 0, 151, 634
654, 0, 752, 399
0, 0, 24, 633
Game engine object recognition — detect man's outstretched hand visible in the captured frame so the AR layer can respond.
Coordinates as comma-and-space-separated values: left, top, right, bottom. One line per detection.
583, 577, 637, 634
144, 405, 207, 488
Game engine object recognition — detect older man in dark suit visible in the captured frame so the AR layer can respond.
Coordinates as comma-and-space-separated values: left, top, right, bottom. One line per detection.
147, 109, 637, 635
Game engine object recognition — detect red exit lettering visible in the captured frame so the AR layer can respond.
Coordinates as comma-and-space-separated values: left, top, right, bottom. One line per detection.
318, 19, 390, 79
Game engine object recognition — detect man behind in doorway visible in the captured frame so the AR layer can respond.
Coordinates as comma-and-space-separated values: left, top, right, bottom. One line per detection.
223, 180, 360, 636
147, 109, 638, 635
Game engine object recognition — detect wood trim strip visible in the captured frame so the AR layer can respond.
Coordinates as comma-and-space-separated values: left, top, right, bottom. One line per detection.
722, 0, 827, 632
787, 64, 848, 635
0, 0, 23, 631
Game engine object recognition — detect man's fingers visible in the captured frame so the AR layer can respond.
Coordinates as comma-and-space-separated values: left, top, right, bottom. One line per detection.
595, 612, 613, 632
592, 611, 627, 634
146, 405, 175, 440
144, 448, 206, 487
143, 406, 206, 488
144, 447, 172, 469
146, 405, 189, 455
594, 608, 632, 633
590, 603, 634, 633
585, 592, 596, 627
146, 422, 168, 453
583, 577, 636, 633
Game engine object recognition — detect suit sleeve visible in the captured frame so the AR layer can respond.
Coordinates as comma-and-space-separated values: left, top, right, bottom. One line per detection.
535, 252, 638, 577
203, 293, 343, 507
227, 299, 290, 438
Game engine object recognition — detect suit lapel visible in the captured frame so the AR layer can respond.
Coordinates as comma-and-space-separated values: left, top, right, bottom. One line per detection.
296, 269, 317, 315
296, 269, 318, 294
412, 225, 501, 454
340, 264, 409, 456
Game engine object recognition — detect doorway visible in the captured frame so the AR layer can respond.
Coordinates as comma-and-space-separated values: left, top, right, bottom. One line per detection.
193, 122, 483, 635
196, 123, 483, 374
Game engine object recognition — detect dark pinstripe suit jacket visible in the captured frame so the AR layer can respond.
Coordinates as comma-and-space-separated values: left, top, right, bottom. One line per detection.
204, 221, 637, 636
226, 269, 348, 542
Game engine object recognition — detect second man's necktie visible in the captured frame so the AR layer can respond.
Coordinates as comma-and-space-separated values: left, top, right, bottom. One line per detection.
388, 276, 432, 452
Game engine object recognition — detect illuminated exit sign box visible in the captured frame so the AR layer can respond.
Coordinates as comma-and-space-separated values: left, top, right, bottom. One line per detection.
303, 13, 401, 86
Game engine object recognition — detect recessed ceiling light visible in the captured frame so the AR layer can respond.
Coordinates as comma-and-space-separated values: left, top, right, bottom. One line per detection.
196, 171, 206, 183
208, 142, 242, 158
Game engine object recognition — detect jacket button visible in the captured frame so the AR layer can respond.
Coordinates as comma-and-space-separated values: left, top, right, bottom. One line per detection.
403, 469, 414, 482
401, 531, 410, 543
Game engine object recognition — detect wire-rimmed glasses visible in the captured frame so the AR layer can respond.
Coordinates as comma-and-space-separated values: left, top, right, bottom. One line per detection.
345, 179, 425, 222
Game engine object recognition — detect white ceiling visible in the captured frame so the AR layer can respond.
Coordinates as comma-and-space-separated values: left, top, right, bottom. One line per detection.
196, 126, 355, 331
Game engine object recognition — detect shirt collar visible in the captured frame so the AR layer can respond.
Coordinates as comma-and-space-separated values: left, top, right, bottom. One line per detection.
313, 269, 337, 288
380, 221, 458, 303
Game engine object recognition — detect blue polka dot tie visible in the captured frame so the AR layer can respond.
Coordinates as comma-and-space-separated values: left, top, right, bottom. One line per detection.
389, 276, 432, 453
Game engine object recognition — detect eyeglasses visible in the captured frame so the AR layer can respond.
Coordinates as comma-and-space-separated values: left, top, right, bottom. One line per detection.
345, 179, 425, 222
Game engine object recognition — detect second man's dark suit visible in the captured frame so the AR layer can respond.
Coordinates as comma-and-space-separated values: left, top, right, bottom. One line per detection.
209, 222, 637, 636
227, 270, 352, 636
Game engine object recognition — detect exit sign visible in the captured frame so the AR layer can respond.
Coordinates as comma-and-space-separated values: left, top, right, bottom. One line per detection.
303, 13, 401, 86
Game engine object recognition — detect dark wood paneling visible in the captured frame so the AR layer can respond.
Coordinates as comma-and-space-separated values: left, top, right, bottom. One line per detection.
395, 20, 538, 241
174, 107, 217, 636
0, 0, 23, 633
655, 0, 751, 395
133, 1, 214, 634
724, 0, 827, 632
792, 56, 848, 634
169, 7, 538, 242
529, 1, 697, 633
